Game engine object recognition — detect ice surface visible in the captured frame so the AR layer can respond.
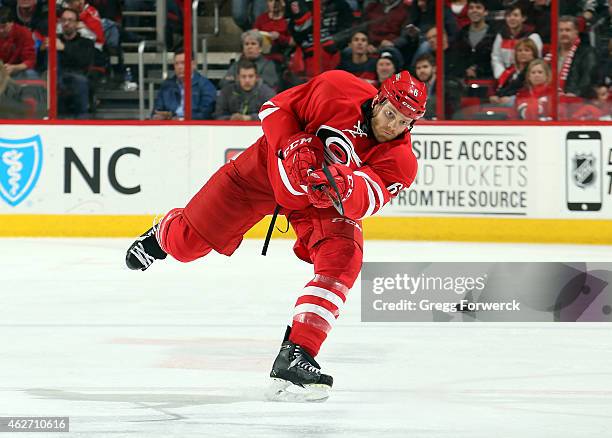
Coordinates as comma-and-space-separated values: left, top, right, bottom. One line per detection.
1, 238, 612, 437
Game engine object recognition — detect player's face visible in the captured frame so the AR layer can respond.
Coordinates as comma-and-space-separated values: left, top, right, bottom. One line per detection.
371, 101, 413, 143
238, 67, 257, 91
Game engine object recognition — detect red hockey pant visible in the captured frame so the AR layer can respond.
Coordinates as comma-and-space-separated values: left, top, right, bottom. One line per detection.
157, 142, 363, 356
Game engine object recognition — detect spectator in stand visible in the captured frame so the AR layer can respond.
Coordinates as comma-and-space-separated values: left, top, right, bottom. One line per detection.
152, 49, 217, 120
410, 26, 445, 66
411, 0, 458, 40
87, 0, 123, 55
516, 58, 553, 120
14, 0, 48, 73
220, 30, 279, 90
63, 0, 105, 50
414, 53, 437, 118
390, 0, 458, 68
337, 31, 377, 85
591, 83, 610, 118
214, 59, 275, 121
375, 46, 402, 85
490, 37, 538, 105
491, 5, 542, 79
448, 0, 496, 79
253, 0, 292, 66
364, 0, 411, 49
572, 83, 611, 120
411, 26, 462, 77
413, 30, 463, 118
14, 0, 48, 36
286, 0, 353, 78
560, 0, 597, 23
557, 15, 597, 97
447, 0, 469, 29
0, 6, 37, 79
51, 8, 95, 118
524, 0, 550, 43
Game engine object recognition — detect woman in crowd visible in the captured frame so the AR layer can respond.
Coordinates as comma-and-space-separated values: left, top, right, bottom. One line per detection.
490, 38, 539, 106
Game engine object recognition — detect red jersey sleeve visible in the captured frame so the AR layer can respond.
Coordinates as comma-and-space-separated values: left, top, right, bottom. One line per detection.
341, 139, 418, 220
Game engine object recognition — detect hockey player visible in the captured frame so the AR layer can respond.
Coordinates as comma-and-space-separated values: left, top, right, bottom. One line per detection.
125, 70, 427, 402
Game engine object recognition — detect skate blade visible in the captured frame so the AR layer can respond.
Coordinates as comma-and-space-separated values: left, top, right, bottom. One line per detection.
265, 378, 330, 402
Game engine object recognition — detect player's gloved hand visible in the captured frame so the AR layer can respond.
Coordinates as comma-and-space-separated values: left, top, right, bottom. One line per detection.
280, 133, 324, 188
306, 164, 354, 209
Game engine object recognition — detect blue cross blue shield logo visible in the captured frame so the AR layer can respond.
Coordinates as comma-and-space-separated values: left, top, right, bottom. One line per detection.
0, 135, 43, 207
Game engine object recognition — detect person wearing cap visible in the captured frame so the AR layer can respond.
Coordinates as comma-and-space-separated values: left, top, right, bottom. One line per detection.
376, 47, 403, 85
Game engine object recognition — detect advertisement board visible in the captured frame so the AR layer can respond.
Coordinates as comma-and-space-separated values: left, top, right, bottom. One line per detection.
0, 123, 610, 241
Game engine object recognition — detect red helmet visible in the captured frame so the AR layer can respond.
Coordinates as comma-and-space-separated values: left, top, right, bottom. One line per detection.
377, 71, 428, 120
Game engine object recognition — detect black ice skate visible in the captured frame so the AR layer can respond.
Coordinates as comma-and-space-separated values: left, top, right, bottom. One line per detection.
265, 340, 333, 402
125, 224, 167, 271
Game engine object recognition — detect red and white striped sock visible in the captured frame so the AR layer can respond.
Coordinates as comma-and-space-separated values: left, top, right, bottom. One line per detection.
288, 274, 350, 357
155, 208, 212, 262
155, 208, 184, 254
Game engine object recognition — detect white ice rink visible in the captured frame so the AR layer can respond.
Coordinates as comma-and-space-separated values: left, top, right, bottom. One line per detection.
2, 238, 612, 437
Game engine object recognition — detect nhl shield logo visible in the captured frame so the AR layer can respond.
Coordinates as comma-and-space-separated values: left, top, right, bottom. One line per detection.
0, 135, 43, 207
572, 153, 596, 189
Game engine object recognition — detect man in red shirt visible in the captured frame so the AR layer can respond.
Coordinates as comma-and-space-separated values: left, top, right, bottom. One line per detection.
0, 6, 38, 79
126, 70, 427, 402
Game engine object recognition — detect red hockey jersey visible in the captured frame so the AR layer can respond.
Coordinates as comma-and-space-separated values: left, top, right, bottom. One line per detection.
258, 70, 418, 220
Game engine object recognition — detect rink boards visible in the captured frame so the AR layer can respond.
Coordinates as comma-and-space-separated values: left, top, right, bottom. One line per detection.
0, 123, 611, 243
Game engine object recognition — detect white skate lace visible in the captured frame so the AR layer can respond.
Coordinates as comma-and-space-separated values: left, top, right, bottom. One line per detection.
129, 224, 160, 268
293, 346, 320, 375
130, 242, 156, 268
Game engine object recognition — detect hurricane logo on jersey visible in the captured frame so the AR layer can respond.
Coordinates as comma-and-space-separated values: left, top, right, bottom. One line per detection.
316, 125, 362, 167
0, 135, 43, 207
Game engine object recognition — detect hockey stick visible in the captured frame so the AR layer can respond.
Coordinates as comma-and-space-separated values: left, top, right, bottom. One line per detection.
261, 205, 280, 256
277, 149, 345, 216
